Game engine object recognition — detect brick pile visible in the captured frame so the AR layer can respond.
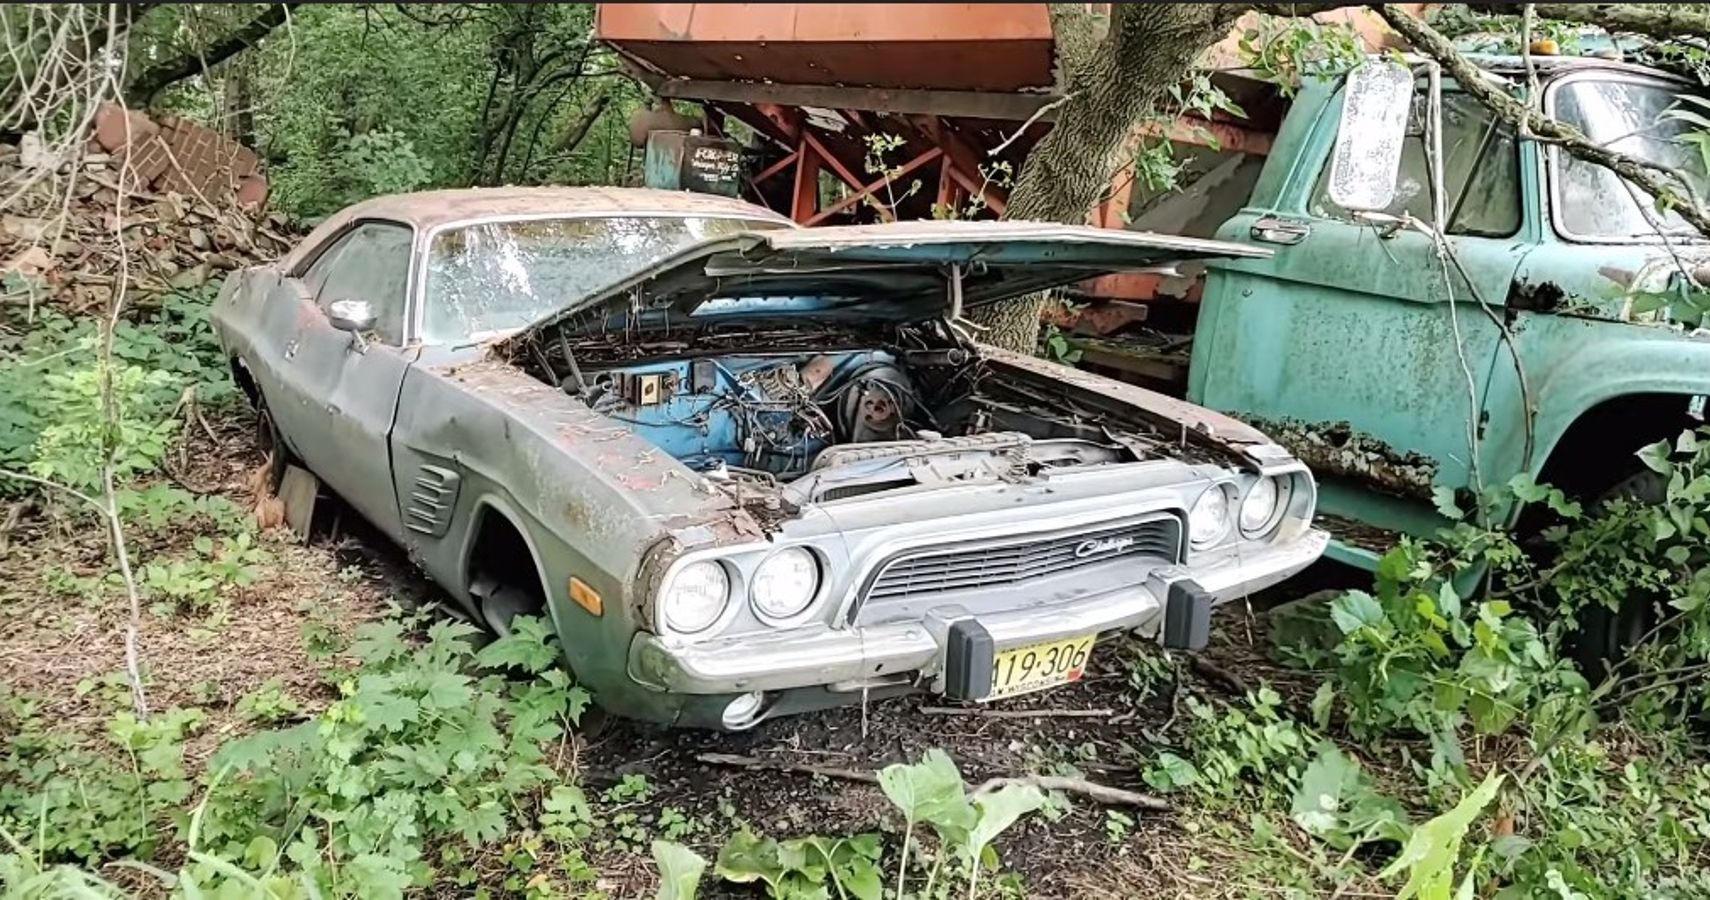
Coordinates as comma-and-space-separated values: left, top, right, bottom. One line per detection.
1, 106, 294, 314
90, 103, 268, 208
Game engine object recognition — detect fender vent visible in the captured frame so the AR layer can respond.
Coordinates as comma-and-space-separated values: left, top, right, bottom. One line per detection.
405, 465, 461, 537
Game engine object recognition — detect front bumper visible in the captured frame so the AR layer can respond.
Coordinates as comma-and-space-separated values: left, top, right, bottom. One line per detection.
627, 527, 1328, 696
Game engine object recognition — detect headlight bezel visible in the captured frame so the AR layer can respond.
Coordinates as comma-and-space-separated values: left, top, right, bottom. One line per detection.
1187, 481, 1237, 549
1238, 475, 1293, 538
749, 546, 823, 624
658, 558, 733, 635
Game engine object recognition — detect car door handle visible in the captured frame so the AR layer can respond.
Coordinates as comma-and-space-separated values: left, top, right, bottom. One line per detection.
1250, 217, 1311, 245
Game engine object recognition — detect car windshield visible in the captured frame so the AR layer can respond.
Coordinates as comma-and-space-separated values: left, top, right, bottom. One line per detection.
422, 215, 787, 342
1552, 77, 1710, 240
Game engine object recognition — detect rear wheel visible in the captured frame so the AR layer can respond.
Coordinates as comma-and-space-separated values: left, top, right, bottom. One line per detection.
1563, 469, 1667, 681
254, 398, 295, 492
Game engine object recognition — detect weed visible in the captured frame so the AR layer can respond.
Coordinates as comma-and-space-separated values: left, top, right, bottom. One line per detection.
234, 679, 301, 724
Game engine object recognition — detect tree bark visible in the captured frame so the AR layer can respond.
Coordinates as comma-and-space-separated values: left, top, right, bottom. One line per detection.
973, 2, 1251, 352
1377, 5, 1710, 237
124, 3, 297, 106
1530, 4, 1710, 40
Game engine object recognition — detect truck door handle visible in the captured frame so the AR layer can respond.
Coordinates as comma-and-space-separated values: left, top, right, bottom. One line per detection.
1250, 217, 1311, 245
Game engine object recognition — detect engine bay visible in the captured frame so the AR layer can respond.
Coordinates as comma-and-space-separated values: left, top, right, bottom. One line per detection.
512, 321, 1210, 501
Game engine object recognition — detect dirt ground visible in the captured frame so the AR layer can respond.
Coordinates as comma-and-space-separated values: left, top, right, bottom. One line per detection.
0, 411, 1348, 898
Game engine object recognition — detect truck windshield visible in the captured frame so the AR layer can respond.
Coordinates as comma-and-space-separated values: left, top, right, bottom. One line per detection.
422, 215, 788, 342
1551, 77, 1710, 241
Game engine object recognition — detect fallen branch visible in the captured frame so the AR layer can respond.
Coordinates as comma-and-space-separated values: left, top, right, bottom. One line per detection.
972, 775, 1172, 812
1188, 654, 1251, 696
1531, 3, 1710, 41
698, 752, 879, 785
1376, 5, 1710, 237
696, 753, 1172, 811
918, 705, 1114, 720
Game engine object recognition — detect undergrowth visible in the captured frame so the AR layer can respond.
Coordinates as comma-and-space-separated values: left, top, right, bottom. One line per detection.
1137, 430, 1710, 898
8, 280, 1710, 899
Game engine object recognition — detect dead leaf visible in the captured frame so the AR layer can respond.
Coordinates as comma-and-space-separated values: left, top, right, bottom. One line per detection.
4, 246, 54, 277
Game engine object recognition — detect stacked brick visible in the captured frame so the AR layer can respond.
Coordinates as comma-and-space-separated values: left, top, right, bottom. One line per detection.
90, 103, 268, 209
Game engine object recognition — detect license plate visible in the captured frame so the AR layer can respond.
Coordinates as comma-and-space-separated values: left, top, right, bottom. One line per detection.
987, 633, 1096, 700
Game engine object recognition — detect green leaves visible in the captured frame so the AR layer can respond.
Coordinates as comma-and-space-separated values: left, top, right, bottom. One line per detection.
1381, 770, 1504, 900
713, 827, 882, 900
653, 840, 707, 900
1331, 590, 1387, 635
878, 748, 968, 836
1290, 743, 1410, 850
474, 615, 561, 673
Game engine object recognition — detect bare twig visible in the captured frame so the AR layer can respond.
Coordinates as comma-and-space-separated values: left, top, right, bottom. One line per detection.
1187, 654, 1250, 696
971, 775, 1172, 811
989, 93, 1074, 158
697, 752, 880, 785
697, 753, 1173, 810
918, 705, 1115, 720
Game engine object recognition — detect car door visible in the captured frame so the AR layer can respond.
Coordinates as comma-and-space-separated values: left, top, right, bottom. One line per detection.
266, 219, 418, 542
1192, 82, 1535, 533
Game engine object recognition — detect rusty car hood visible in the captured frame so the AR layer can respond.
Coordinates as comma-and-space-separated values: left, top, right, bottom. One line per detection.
498, 220, 1270, 344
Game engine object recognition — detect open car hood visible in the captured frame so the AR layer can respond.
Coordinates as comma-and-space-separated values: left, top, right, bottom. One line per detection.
502, 220, 1272, 343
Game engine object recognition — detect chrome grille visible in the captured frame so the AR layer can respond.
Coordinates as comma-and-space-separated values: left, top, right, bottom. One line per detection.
859, 515, 1182, 604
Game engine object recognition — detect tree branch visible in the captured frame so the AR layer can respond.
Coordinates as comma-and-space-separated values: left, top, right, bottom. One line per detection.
124, 3, 297, 106
551, 88, 610, 156
1374, 4, 1710, 237
1531, 4, 1710, 41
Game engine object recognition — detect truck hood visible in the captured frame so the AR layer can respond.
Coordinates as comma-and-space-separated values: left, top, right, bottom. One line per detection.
502, 220, 1270, 341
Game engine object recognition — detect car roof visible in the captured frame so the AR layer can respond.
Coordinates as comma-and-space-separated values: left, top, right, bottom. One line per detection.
281, 186, 793, 271
342, 186, 791, 228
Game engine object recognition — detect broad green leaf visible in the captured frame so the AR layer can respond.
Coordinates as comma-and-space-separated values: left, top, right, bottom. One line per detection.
1291, 742, 1410, 849
475, 615, 561, 673
653, 840, 706, 900
1380, 769, 1504, 900
1331, 591, 1387, 634
878, 748, 970, 833
1310, 682, 1336, 730
1432, 486, 1464, 519
967, 784, 1047, 860
1637, 440, 1674, 475
715, 828, 784, 888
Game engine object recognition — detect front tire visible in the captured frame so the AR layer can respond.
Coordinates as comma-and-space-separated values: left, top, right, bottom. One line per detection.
480, 584, 543, 639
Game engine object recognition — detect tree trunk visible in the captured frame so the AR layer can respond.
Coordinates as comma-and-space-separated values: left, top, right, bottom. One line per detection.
973, 2, 1249, 352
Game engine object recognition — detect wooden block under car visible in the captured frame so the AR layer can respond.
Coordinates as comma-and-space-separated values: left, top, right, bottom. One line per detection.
278, 464, 321, 543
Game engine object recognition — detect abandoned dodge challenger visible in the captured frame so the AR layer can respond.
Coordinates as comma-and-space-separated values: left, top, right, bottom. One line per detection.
212, 187, 1327, 729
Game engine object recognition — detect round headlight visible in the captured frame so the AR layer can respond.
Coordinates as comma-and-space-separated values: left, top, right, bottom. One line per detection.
661, 560, 730, 633
1188, 484, 1233, 547
750, 547, 820, 620
1239, 476, 1289, 536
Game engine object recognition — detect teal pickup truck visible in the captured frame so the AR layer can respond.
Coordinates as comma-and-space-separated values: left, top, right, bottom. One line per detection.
1187, 50, 1710, 581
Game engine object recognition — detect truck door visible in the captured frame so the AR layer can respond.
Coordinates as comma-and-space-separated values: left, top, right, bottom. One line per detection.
1191, 81, 1535, 536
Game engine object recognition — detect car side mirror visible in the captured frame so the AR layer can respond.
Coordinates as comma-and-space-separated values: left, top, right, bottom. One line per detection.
1326, 60, 1415, 213
326, 299, 376, 334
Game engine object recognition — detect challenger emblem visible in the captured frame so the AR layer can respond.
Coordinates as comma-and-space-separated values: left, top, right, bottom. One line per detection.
1075, 536, 1135, 558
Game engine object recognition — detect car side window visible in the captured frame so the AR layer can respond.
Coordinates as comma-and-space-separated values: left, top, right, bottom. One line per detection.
1309, 88, 1522, 238
301, 221, 414, 344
